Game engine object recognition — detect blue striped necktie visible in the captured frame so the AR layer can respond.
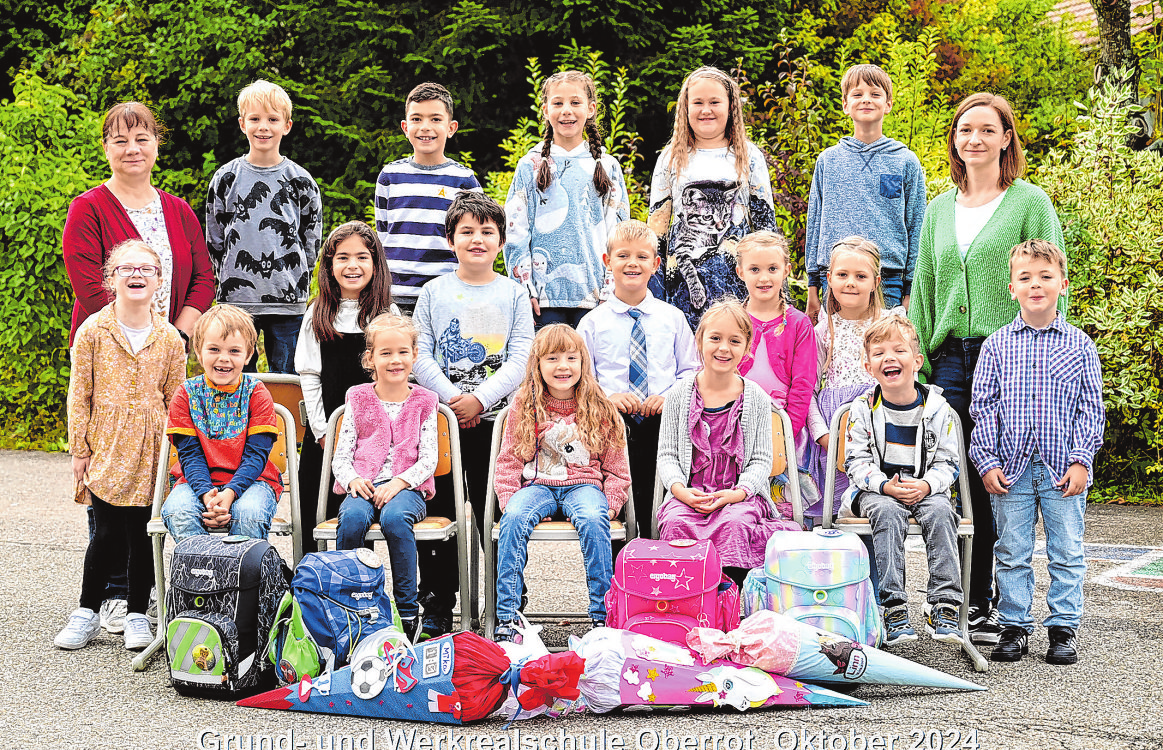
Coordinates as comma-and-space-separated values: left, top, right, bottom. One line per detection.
628, 307, 648, 423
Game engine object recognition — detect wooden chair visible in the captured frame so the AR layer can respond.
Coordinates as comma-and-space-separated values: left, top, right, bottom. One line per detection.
254, 373, 307, 444
822, 403, 988, 672
481, 405, 637, 644
132, 403, 302, 671
311, 403, 478, 630
650, 406, 803, 538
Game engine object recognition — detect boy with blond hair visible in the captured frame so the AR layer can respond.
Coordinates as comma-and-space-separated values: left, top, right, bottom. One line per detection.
970, 239, 1104, 665
844, 314, 964, 648
205, 79, 322, 373
161, 305, 283, 541
375, 82, 482, 314
805, 64, 926, 319
578, 220, 699, 534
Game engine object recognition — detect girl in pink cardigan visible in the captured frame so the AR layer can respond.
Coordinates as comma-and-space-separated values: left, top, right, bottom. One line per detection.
736, 231, 819, 520
331, 314, 438, 639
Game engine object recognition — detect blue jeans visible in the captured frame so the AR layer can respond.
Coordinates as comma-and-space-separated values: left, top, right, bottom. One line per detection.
930, 336, 995, 608
337, 488, 427, 619
496, 484, 611, 621
992, 453, 1087, 631
245, 314, 303, 374
162, 482, 278, 542
880, 272, 904, 308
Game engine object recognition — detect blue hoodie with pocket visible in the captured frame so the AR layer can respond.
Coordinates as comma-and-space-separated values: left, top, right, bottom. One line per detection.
804, 136, 926, 294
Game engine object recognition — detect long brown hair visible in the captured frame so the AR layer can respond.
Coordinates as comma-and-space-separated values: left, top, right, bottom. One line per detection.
663, 66, 750, 188
310, 221, 393, 342
535, 70, 614, 199
509, 325, 624, 463
947, 92, 1026, 191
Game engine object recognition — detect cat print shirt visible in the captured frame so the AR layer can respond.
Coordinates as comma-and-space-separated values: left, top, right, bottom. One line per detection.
205, 157, 323, 315
649, 142, 778, 329
412, 272, 534, 420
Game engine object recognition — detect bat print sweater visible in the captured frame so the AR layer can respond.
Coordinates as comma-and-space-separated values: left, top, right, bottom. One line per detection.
205, 156, 323, 315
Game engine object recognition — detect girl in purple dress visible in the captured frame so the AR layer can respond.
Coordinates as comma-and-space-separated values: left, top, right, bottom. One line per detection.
656, 299, 799, 585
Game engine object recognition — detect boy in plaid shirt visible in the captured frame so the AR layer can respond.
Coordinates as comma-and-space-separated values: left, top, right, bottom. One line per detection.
970, 239, 1104, 666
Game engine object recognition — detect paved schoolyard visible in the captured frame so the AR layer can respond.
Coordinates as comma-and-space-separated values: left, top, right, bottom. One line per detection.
1, 448, 1161, 750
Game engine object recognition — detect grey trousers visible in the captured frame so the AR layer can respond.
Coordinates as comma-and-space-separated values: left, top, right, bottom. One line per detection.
855, 491, 963, 608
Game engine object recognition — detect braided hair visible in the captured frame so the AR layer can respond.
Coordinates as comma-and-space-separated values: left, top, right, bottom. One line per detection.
535, 70, 614, 199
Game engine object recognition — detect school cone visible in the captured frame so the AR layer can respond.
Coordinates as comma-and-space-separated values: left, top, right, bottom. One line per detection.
572, 627, 867, 712
687, 610, 986, 691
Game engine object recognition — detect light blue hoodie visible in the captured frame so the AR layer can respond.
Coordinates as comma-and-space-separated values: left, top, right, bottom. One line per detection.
804, 136, 926, 293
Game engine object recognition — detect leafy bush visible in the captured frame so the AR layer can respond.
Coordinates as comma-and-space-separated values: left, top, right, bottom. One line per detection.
0, 73, 106, 449
1037, 76, 1163, 483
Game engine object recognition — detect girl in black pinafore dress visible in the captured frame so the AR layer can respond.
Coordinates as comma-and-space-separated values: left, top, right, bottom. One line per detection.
295, 222, 398, 537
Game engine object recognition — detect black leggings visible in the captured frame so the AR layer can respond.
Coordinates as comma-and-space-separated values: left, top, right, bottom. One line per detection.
79, 495, 153, 615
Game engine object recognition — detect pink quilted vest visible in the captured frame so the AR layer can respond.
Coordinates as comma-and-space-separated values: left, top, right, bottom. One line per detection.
334, 383, 438, 498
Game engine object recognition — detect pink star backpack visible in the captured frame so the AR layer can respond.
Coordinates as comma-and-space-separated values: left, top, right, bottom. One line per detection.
604, 538, 740, 645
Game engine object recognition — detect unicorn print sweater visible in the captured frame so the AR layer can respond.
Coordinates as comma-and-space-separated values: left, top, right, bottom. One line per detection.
493, 395, 631, 513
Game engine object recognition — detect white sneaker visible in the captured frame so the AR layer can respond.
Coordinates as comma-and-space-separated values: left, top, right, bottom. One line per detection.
124, 613, 153, 651
55, 608, 101, 650
99, 598, 127, 634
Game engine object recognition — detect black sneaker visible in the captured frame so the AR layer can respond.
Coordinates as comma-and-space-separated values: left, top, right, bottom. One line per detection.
1046, 626, 1079, 665
991, 625, 1029, 662
494, 620, 521, 644
589, 619, 606, 632
967, 604, 1002, 645
400, 616, 422, 642
419, 613, 453, 642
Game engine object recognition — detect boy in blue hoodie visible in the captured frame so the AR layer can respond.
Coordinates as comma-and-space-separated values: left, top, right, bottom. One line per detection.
805, 64, 926, 321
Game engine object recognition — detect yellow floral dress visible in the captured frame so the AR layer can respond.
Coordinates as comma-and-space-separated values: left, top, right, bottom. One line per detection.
67, 304, 187, 507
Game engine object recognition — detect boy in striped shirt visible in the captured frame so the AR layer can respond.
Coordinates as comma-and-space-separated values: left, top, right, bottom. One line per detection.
970, 239, 1104, 666
374, 83, 482, 313
844, 314, 964, 648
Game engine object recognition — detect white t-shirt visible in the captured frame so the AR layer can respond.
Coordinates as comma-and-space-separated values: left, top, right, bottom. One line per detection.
119, 321, 153, 355
954, 190, 1007, 258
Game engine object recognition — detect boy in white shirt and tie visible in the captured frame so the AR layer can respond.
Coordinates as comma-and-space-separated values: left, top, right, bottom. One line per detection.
579, 220, 700, 536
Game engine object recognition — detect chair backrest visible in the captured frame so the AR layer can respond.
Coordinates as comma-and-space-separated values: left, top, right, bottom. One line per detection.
835, 411, 850, 473
436, 408, 452, 477
770, 411, 787, 479
255, 373, 307, 444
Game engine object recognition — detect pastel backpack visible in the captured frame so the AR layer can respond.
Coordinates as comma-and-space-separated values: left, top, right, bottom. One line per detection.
605, 538, 740, 645
743, 528, 882, 647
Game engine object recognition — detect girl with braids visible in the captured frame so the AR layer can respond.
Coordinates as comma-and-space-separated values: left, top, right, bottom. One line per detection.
648, 66, 779, 330
503, 70, 630, 328
295, 221, 399, 531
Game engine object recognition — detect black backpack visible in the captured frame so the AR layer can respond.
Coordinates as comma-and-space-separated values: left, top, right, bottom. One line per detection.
165, 535, 290, 698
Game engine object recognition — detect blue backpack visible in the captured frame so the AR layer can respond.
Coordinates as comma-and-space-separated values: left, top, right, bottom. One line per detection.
290, 549, 401, 669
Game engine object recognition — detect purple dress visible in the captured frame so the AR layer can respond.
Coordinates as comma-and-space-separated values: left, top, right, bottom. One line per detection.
657, 387, 800, 568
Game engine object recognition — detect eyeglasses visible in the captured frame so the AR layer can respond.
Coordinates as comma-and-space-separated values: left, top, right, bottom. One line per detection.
113, 265, 161, 277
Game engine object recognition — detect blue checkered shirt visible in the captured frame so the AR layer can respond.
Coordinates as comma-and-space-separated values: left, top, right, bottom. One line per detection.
969, 313, 1105, 488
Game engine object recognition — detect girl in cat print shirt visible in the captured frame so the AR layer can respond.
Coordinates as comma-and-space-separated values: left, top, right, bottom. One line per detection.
648, 66, 780, 330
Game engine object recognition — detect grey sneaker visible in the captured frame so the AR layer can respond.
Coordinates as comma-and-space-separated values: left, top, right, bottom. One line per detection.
926, 603, 966, 646
883, 604, 918, 646
493, 620, 521, 644
55, 608, 101, 650
123, 613, 153, 651
146, 587, 158, 626
99, 598, 127, 634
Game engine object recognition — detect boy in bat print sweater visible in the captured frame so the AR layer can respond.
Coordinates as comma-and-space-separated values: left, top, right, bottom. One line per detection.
205, 79, 323, 374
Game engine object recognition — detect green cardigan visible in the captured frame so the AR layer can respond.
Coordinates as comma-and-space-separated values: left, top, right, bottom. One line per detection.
908, 178, 1065, 379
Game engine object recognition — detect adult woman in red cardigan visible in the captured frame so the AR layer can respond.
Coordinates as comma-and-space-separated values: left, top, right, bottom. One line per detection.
63, 102, 214, 346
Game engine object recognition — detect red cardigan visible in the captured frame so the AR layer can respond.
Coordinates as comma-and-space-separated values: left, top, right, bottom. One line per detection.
63, 184, 216, 344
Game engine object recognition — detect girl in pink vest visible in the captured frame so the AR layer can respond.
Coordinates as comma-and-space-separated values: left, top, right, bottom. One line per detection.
735, 231, 821, 519
331, 314, 438, 637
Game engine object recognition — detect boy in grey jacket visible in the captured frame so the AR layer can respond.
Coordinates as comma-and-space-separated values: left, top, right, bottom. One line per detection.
843, 314, 963, 647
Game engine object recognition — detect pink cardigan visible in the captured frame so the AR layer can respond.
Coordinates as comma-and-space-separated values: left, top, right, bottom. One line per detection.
63, 184, 215, 344
738, 307, 819, 437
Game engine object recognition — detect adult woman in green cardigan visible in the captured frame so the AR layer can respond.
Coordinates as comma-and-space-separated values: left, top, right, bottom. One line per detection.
908, 92, 1064, 647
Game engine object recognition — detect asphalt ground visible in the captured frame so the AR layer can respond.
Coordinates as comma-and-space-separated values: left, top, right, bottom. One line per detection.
2, 448, 1161, 750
